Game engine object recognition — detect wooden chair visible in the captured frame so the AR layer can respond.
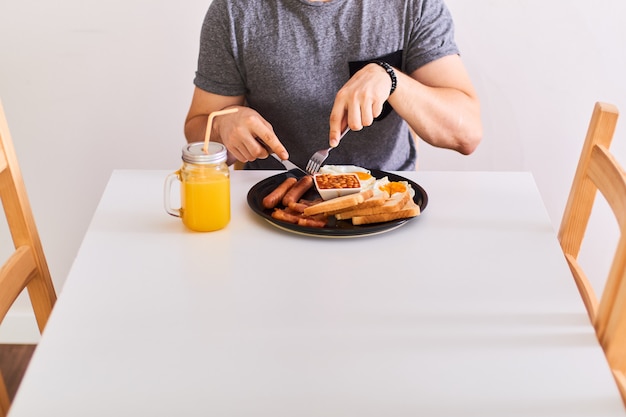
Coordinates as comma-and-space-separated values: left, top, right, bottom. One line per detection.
0, 99, 57, 417
614, 369, 626, 405
558, 102, 626, 404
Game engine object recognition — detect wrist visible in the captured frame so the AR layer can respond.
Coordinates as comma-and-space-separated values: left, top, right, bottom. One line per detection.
370, 61, 397, 97
212, 105, 240, 139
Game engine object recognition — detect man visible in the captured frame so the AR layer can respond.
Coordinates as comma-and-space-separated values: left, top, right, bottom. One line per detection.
185, 0, 482, 170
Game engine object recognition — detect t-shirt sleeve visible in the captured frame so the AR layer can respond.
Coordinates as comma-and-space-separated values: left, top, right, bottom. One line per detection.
404, 0, 460, 74
193, 0, 247, 96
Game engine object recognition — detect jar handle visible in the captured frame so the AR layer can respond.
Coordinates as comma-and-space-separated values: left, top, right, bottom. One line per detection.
164, 171, 181, 218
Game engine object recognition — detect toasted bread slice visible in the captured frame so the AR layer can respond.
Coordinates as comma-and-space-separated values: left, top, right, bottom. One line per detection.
303, 189, 374, 216
335, 190, 411, 220
351, 199, 420, 225
324, 191, 389, 215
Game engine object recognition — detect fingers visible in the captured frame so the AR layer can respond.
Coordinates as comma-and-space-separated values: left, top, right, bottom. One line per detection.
329, 63, 391, 145
218, 107, 289, 163
257, 131, 289, 161
231, 130, 287, 163
329, 94, 381, 147
329, 104, 348, 147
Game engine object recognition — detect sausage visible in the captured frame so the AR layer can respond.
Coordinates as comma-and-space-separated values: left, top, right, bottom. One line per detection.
299, 198, 322, 206
271, 207, 328, 228
262, 177, 298, 209
271, 208, 301, 224
281, 175, 314, 207
287, 201, 308, 213
297, 216, 327, 228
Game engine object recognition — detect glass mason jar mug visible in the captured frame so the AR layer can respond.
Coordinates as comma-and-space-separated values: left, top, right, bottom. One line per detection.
164, 142, 230, 232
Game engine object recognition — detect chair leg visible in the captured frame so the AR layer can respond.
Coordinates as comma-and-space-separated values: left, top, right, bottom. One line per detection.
0, 374, 10, 417
613, 369, 626, 407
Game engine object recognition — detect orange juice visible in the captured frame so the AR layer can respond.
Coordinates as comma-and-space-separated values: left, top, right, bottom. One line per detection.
181, 173, 230, 232
164, 142, 230, 232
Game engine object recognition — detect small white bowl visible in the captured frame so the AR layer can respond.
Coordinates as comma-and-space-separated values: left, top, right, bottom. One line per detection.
314, 173, 362, 201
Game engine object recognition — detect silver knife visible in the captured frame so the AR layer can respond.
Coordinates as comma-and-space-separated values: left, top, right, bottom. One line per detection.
269, 153, 308, 174
255, 138, 307, 174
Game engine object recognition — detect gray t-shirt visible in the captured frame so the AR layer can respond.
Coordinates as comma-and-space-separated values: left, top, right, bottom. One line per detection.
194, 0, 459, 170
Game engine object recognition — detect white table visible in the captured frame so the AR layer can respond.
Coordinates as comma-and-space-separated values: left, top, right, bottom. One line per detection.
9, 170, 625, 416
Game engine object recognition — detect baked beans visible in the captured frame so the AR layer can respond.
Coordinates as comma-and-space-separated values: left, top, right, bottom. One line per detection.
315, 174, 360, 189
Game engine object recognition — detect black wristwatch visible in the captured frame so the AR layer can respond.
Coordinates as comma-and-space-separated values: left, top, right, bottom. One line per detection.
371, 60, 397, 96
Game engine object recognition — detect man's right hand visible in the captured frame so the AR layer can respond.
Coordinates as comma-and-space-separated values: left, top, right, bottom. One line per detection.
213, 105, 289, 163
184, 87, 289, 163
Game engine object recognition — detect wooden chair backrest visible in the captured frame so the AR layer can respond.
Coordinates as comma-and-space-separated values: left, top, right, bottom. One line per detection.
613, 370, 626, 406
0, 99, 57, 416
558, 102, 626, 405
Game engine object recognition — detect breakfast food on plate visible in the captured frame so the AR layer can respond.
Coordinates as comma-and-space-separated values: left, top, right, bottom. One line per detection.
262, 165, 420, 228
314, 165, 378, 200
315, 173, 360, 190
297, 215, 328, 228
322, 191, 388, 215
270, 198, 328, 228
286, 201, 310, 213
318, 165, 376, 188
262, 176, 298, 209
303, 189, 374, 216
281, 175, 314, 206
334, 180, 411, 219
352, 199, 421, 225
314, 173, 361, 200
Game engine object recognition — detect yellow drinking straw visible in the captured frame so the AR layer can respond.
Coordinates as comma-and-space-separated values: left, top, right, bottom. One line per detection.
203, 107, 239, 154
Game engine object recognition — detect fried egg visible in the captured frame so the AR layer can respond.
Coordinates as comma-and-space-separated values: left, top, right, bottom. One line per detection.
318, 165, 376, 188
372, 176, 415, 198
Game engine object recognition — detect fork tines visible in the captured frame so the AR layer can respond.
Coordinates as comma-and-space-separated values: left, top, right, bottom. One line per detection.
305, 149, 330, 175
305, 127, 350, 175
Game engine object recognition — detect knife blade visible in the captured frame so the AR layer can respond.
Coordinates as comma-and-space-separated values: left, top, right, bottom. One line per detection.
269, 153, 308, 175
255, 138, 307, 174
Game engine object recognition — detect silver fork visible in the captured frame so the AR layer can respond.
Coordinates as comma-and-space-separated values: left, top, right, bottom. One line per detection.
305, 127, 350, 174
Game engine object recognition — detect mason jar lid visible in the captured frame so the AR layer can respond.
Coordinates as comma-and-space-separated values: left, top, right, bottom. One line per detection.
181, 142, 227, 164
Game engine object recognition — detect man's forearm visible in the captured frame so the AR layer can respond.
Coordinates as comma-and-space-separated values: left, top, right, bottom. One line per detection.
390, 72, 482, 155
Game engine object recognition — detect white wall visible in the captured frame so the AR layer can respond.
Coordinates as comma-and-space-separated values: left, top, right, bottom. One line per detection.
0, 0, 624, 342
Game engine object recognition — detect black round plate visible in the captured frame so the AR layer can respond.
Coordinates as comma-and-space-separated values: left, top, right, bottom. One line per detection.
246, 169, 428, 238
